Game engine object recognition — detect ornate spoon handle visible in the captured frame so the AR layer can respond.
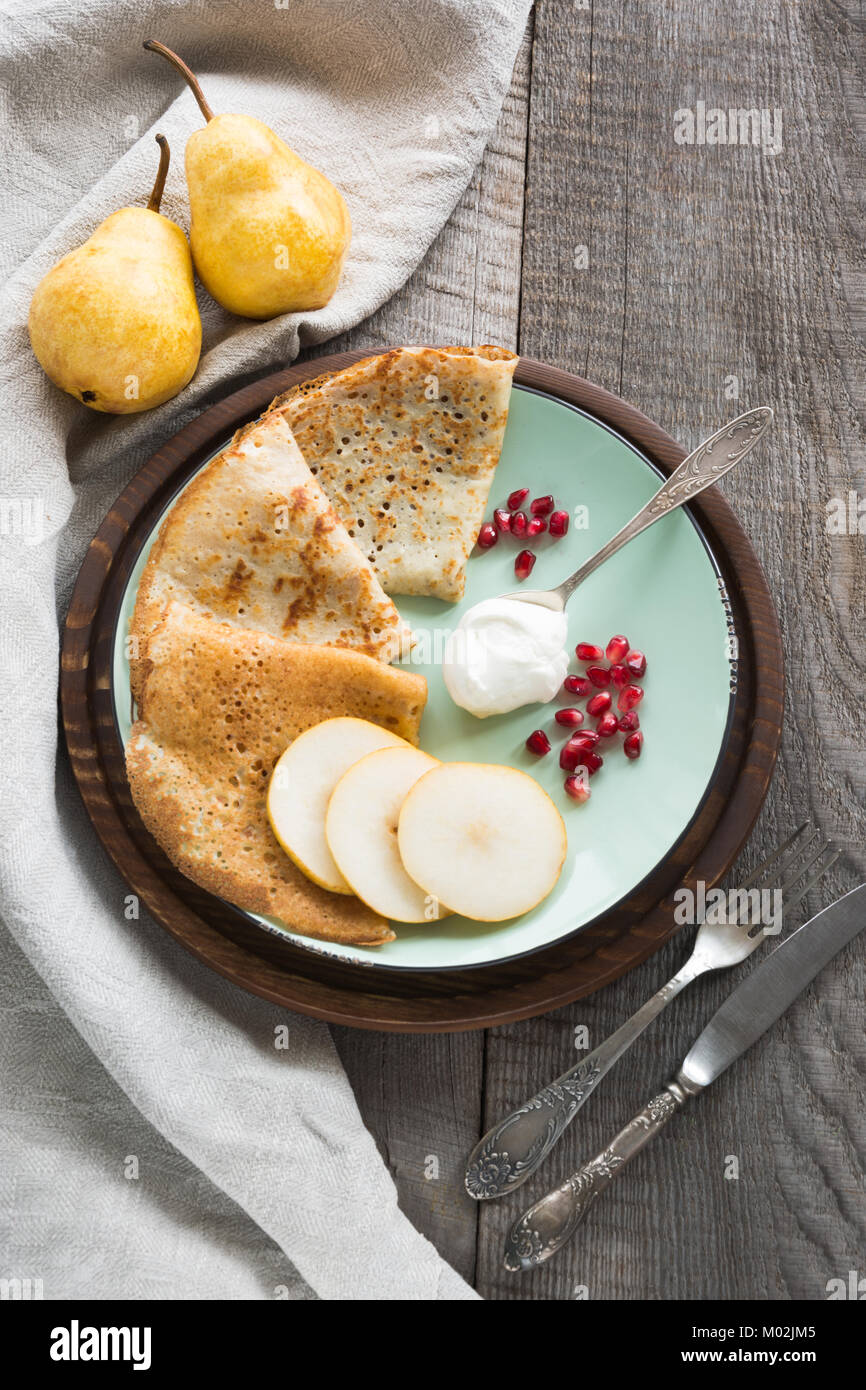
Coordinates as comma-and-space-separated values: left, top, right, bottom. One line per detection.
504, 1083, 689, 1272
554, 406, 773, 604
464, 965, 696, 1200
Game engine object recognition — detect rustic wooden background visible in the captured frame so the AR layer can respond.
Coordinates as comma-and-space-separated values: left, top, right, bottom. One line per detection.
318, 0, 866, 1300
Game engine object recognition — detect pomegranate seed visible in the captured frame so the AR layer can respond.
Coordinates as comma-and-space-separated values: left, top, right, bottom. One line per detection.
560, 740, 582, 771
511, 510, 528, 537
564, 774, 591, 803
477, 522, 498, 549
618, 711, 640, 732
530, 494, 555, 517
623, 730, 644, 759
576, 642, 603, 662
548, 509, 569, 537
617, 684, 644, 712
609, 663, 629, 688
559, 732, 598, 770
555, 707, 584, 728
572, 729, 600, 746
514, 549, 536, 581
605, 635, 629, 663
507, 487, 529, 510
526, 515, 547, 538
587, 665, 611, 688
586, 691, 612, 717
563, 674, 591, 698
626, 650, 647, 678
525, 729, 551, 756
576, 747, 603, 774
493, 507, 512, 532
595, 712, 619, 738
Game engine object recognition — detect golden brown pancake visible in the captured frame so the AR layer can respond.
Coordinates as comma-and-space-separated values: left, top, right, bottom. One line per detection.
129, 410, 412, 705
263, 345, 518, 602
126, 602, 428, 947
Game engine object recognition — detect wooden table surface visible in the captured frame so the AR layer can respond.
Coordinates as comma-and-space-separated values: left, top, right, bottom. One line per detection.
317, 1, 865, 1300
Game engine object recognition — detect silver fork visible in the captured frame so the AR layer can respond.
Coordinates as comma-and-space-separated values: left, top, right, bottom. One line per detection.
465, 825, 839, 1201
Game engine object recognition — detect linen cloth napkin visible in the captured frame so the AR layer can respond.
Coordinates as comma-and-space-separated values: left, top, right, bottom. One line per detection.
0, 0, 531, 1300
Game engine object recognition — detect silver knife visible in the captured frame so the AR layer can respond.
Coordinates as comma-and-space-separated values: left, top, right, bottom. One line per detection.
504, 882, 866, 1272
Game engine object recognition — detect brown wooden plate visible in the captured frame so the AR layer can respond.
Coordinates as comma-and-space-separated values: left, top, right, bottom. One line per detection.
61, 351, 784, 1031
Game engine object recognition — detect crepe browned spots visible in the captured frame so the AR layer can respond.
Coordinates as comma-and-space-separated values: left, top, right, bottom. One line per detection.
126, 602, 428, 947
264, 345, 518, 602
129, 410, 412, 704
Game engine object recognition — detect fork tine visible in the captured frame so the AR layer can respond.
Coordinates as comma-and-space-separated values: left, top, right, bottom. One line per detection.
778, 848, 843, 922
702, 822, 835, 936
729, 825, 827, 932
779, 837, 833, 897
738, 821, 815, 892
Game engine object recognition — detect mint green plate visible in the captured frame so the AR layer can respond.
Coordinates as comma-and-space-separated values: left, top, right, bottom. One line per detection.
113, 385, 735, 972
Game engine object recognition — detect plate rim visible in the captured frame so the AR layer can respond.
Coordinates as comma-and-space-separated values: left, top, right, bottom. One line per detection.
61, 349, 785, 1031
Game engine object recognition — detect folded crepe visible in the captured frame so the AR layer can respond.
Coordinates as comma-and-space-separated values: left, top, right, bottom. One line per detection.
130, 410, 412, 704
126, 602, 428, 947
264, 345, 518, 602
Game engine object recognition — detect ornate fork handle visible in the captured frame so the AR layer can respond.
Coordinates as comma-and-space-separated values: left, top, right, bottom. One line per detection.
504, 1084, 689, 1272
556, 406, 773, 603
465, 966, 695, 1200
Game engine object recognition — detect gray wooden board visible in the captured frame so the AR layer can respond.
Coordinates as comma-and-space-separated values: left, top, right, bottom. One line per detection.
331, 1, 866, 1300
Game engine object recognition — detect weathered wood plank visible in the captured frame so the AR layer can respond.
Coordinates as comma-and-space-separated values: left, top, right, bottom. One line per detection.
315, 23, 531, 356
329, 22, 533, 1286
477, 0, 866, 1301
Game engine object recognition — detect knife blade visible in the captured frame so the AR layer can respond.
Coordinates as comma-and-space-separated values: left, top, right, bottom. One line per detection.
680, 881, 866, 1092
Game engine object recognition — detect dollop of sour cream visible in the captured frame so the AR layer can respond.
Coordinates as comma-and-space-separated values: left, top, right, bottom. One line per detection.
443, 596, 569, 717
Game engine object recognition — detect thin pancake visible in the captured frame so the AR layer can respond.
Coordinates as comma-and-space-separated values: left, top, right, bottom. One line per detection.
126, 602, 428, 947
263, 345, 518, 602
130, 410, 412, 704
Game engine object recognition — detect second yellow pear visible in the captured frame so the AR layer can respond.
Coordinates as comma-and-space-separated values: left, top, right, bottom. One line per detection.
144, 41, 351, 320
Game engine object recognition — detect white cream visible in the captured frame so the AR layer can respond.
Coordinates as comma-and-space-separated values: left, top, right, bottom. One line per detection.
443, 597, 569, 717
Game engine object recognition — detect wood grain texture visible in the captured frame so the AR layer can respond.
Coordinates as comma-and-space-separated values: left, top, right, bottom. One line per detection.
476, 0, 866, 1301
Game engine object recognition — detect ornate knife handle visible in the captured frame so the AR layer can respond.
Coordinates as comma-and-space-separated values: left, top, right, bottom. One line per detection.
556, 406, 773, 603
465, 967, 694, 1200
504, 1084, 688, 1272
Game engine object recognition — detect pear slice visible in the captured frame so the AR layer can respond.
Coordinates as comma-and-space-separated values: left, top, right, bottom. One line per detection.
325, 746, 446, 923
397, 763, 567, 921
267, 717, 409, 893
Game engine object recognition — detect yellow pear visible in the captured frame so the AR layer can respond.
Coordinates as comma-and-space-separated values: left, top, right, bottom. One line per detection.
28, 136, 201, 414
144, 40, 351, 320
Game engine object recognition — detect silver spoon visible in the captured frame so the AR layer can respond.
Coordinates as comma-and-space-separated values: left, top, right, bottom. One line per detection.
505, 406, 773, 611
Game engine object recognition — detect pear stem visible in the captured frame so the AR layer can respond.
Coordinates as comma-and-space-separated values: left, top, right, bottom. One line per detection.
146, 134, 171, 213
143, 39, 215, 123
